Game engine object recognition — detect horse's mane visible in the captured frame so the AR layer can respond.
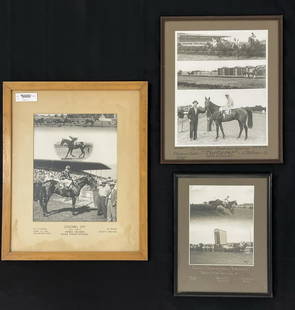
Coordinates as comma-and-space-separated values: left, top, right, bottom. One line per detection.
75, 175, 88, 182
43, 179, 57, 184
205, 100, 221, 117
208, 100, 220, 110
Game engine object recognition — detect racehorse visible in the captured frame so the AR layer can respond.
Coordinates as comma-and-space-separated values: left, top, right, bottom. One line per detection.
208, 199, 237, 215
204, 97, 253, 140
191, 199, 237, 215
244, 66, 258, 79
37, 175, 97, 216
60, 138, 88, 158
244, 65, 266, 79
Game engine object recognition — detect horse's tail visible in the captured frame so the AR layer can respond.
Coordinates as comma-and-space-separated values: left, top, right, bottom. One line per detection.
247, 109, 253, 128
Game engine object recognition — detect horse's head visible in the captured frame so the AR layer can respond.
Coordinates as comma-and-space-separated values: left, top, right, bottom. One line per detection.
204, 97, 220, 116
228, 200, 237, 214
85, 175, 97, 190
205, 96, 214, 116
60, 138, 65, 146
204, 96, 211, 109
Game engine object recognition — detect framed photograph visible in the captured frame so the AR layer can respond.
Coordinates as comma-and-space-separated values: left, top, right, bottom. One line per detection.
161, 16, 283, 163
174, 174, 272, 297
2, 81, 148, 260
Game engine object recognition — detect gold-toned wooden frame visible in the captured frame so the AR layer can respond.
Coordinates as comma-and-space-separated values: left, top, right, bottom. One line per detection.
2, 81, 148, 261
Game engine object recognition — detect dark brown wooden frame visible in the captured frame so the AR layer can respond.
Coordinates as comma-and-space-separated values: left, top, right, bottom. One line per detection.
174, 173, 273, 297
160, 15, 283, 164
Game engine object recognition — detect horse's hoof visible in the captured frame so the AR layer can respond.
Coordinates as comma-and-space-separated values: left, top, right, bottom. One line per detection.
44, 213, 49, 217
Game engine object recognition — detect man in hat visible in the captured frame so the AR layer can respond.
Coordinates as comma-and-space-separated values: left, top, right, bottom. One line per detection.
98, 180, 111, 218
92, 178, 102, 215
106, 182, 117, 222
187, 100, 206, 140
248, 32, 257, 46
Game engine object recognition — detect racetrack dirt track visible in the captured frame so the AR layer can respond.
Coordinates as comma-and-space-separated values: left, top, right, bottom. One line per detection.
33, 195, 105, 222
176, 112, 267, 146
190, 250, 253, 265
178, 53, 265, 61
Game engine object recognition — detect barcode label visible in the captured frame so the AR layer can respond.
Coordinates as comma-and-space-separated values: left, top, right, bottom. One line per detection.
16, 93, 38, 102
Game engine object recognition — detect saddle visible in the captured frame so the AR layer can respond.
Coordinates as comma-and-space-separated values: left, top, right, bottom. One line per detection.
221, 110, 235, 121
59, 180, 74, 190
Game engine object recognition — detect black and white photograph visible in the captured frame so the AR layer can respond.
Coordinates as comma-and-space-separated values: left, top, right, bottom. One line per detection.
175, 29, 268, 148
177, 30, 267, 61
177, 60, 266, 90
33, 113, 118, 222
176, 90, 267, 146
189, 185, 254, 266
162, 17, 282, 163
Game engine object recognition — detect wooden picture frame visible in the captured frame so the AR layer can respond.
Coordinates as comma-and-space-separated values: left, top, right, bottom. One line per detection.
2, 81, 148, 261
161, 16, 283, 164
174, 173, 272, 297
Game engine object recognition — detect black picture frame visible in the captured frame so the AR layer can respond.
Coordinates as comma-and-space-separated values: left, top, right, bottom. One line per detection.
174, 173, 272, 297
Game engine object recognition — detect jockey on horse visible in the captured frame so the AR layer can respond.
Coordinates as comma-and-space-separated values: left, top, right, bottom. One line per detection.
221, 94, 234, 117
60, 165, 73, 189
223, 195, 230, 206
69, 136, 78, 146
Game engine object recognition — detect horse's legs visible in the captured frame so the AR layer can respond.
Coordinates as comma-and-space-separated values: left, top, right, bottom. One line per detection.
43, 199, 50, 216
244, 124, 248, 140
72, 197, 77, 215
39, 199, 46, 217
215, 122, 219, 140
79, 147, 85, 158
237, 120, 243, 138
40, 191, 50, 216
65, 147, 71, 158
219, 123, 225, 139
70, 147, 75, 157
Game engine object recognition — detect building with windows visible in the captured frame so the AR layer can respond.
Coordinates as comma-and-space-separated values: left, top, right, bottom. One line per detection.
214, 229, 227, 245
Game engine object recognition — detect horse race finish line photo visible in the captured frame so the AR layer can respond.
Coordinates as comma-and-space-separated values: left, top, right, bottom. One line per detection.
175, 174, 271, 296
189, 185, 254, 266
34, 113, 117, 222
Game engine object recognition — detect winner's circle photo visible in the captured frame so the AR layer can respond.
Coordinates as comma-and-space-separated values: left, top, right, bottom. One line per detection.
176, 91, 266, 146
33, 113, 118, 222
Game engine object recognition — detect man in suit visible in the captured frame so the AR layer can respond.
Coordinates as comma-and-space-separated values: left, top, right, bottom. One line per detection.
99, 181, 111, 219
107, 182, 117, 222
92, 178, 103, 216
187, 100, 205, 140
